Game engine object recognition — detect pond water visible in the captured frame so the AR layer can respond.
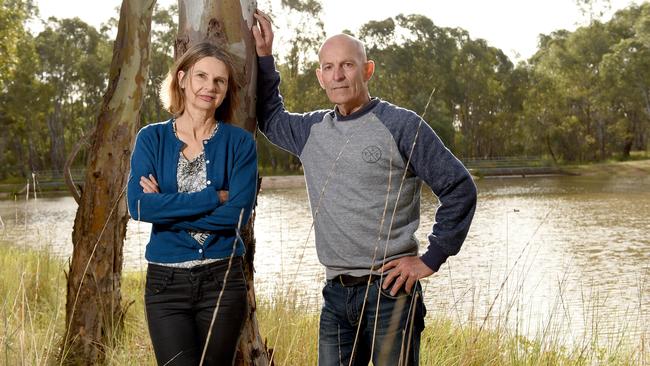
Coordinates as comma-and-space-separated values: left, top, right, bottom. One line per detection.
1, 174, 648, 347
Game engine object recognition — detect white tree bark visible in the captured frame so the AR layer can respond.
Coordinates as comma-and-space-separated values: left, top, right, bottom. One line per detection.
63, 0, 156, 364
177, 0, 258, 132
176, 1, 271, 365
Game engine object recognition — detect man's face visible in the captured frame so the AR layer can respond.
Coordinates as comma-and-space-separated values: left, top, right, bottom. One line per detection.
316, 37, 374, 115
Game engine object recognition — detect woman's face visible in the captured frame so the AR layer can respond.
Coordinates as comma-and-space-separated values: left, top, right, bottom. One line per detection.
178, 56, 229, 114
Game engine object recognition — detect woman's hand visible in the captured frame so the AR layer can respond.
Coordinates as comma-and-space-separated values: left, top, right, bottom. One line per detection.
140, 174, 159, 193
218, 190, 229, 203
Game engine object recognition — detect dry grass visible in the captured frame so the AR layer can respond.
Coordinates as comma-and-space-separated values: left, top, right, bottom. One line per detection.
565, 157, 650, 177
0, 243, 647, 365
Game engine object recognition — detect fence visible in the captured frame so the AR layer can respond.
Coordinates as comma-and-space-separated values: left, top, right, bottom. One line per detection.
0, 169, 86, 196
0, 156, 567, 196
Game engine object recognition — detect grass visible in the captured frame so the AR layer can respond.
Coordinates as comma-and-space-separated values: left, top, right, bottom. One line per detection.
0, 243, 646, 365
0, 244, 66, 365
563, 158, 650, 177
256, 297, 319, 365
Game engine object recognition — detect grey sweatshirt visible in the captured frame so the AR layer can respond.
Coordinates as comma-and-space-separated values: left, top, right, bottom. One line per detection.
257, 56, 477, 279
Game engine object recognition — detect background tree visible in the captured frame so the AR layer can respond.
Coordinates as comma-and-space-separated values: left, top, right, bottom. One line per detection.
1, 0, 649, 183
0, 0, 35, 90
359, 14, 459, 148
0, 0, 38, 178
525, 3, 650, 161
600, 4, 650, 158
62, 0, 155, 363
256, 0, 329, 174
1, 32, 50, 176
139, 3, 178, 125
35, 18, 112, 173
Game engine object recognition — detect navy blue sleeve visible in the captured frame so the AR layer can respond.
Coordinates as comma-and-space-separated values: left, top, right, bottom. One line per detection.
166, 134, 258, 232
382, 107, 477, 272
257, 55, 326, 156
127, 127, 220, 224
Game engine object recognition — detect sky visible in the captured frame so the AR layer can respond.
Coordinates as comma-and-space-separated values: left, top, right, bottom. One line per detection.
33, 0, 643, 61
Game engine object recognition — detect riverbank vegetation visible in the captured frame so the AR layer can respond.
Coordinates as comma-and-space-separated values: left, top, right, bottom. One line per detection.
1, 158, 648, 196
564, 152, 650, 176
1, 244, 645, 365
1, 1, 649, 179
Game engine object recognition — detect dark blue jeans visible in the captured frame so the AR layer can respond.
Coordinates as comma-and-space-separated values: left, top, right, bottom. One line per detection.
318, 277, 426, 366
145, 259, 248, 366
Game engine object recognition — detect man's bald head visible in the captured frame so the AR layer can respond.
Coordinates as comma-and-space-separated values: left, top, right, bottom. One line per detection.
315, 33, 375, 116
318, 34, 368, 63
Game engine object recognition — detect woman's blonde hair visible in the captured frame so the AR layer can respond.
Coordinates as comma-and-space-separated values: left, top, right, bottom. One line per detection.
160, 42, 240, 122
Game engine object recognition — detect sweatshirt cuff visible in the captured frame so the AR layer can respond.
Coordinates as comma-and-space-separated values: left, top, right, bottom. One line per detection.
258, 55, 276, 73
419, 245, 449, 273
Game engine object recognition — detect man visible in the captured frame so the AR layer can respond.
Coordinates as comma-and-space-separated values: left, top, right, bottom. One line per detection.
252, 10, 476, 366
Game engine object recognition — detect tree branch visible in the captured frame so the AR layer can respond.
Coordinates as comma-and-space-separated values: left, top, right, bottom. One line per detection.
64, 126, 96, 204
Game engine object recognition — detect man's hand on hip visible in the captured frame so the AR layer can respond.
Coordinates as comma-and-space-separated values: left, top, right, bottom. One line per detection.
252, 9, 274, 56
380, 256, 434, 296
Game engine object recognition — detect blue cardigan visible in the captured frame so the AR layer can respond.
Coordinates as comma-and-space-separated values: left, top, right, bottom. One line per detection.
127, 119, 258, 263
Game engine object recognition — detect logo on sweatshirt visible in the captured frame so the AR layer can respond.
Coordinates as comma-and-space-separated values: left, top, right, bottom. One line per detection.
362, 146, 382, 163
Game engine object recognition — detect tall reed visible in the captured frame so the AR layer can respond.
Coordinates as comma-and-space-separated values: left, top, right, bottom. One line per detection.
0, 243, 646, 365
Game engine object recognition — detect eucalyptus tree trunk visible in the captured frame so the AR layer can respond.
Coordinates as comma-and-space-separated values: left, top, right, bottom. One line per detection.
176, 1, 271, 365
62, 0, 156, 364
176, 0, 258, 131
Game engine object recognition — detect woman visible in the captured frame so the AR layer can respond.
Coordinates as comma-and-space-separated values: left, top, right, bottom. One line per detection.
127, 42, 257, 366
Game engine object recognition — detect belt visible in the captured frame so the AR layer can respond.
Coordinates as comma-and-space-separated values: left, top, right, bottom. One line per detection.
332, 274, 380, 287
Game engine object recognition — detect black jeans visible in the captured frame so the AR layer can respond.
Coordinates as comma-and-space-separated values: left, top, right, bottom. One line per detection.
145, 258, 248, 366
